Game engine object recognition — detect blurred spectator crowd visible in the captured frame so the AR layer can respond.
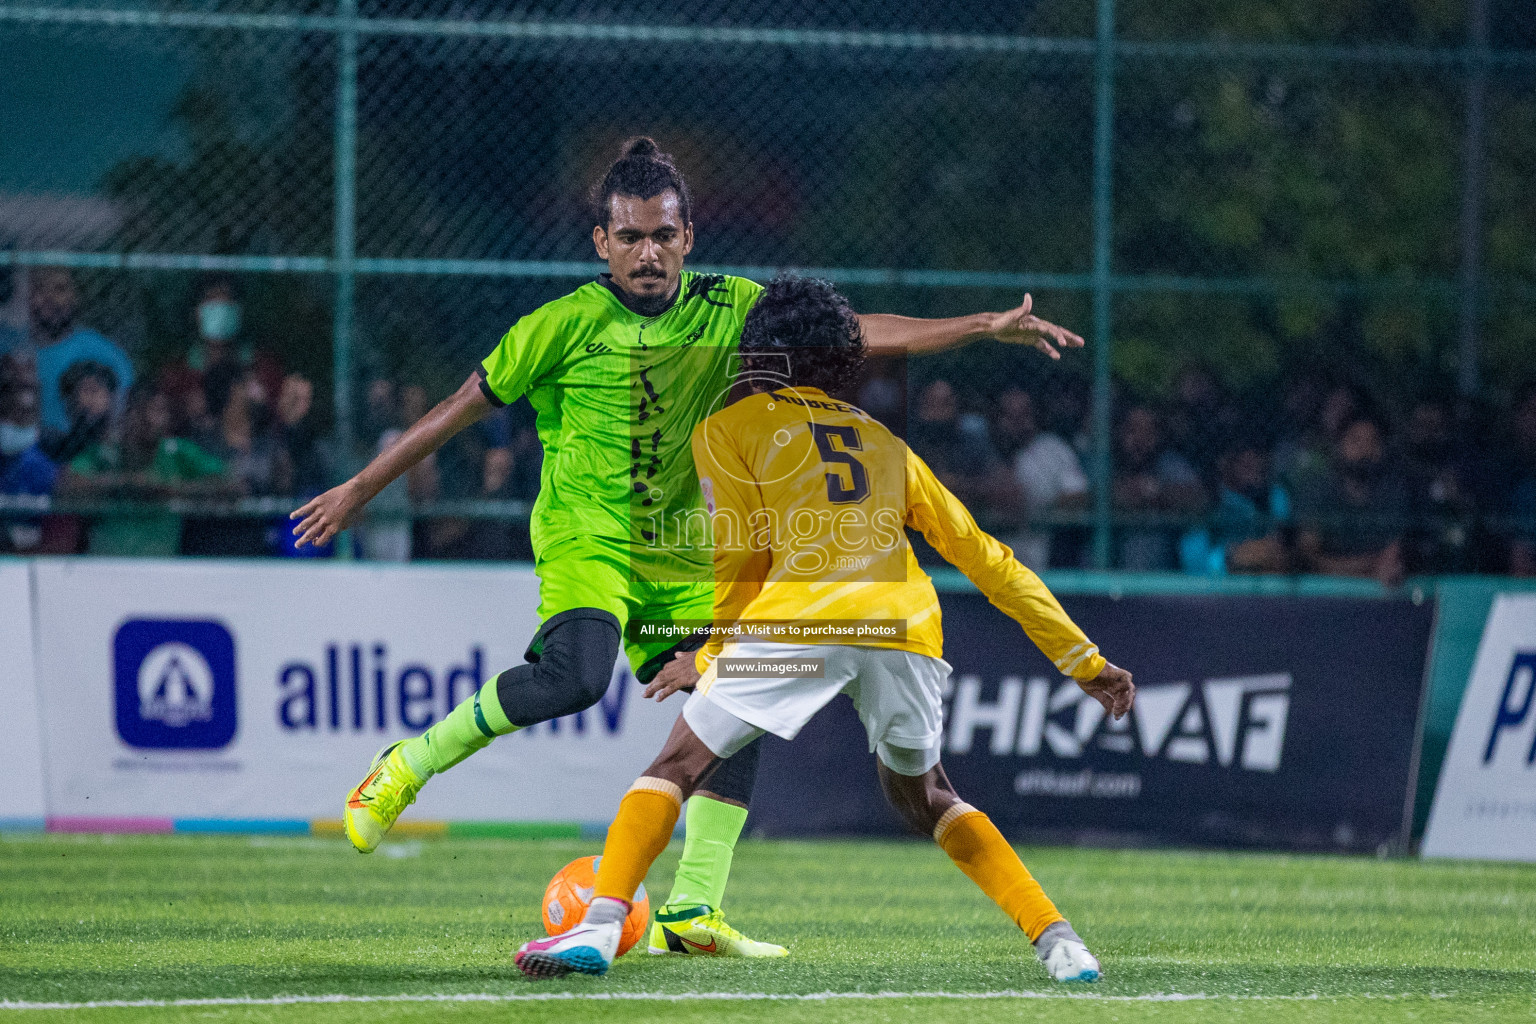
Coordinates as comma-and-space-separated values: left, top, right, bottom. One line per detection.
870, 362, 1536, 583
3, 267, 1536, 580
0, 268, 539, 561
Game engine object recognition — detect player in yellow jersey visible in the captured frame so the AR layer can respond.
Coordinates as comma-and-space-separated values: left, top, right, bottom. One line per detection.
514, 276, 1135, 981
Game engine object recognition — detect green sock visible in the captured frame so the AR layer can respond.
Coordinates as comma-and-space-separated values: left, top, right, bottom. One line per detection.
401, 678, 517, 778
664, 796, 748, 910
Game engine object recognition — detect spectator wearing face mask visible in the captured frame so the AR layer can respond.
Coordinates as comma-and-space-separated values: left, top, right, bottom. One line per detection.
0, 357, 58, 553
160, 275, 283, 422
44, 360, 119, 465
1294, 414, 1406, 586
14, 268, 134, 436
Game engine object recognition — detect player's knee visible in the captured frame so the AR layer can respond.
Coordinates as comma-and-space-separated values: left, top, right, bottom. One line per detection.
546, 617, 620, 698
498, 615, 620, 726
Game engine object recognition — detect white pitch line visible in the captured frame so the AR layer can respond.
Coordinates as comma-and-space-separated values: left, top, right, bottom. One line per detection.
0, 990, 1453, 1011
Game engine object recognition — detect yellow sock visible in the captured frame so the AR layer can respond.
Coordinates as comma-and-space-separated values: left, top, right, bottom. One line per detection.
934, 803, 1064, 941
593, 778, 683, 905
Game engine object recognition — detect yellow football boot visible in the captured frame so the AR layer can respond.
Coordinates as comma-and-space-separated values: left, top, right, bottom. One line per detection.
343, 741, 425, 853
647, 905, 788, 957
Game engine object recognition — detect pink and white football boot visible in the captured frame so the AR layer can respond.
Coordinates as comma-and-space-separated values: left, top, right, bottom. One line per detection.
514, 920, 622, 978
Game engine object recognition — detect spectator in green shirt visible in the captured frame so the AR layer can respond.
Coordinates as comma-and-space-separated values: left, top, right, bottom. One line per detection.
59, 385, 236, 555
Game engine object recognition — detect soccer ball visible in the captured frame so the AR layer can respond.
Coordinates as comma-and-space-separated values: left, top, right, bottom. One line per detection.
541, 855, 650, 957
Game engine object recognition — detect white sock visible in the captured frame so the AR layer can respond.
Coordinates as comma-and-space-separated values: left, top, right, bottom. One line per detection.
585, 897, 628, 927
1034, 919, 1084, 959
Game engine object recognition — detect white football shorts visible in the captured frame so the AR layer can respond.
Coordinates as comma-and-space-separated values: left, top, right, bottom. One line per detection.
682, 641, 951, 776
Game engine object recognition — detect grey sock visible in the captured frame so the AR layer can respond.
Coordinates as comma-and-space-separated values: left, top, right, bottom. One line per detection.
1033, 919, 1083, 962
584, 897, 628, 927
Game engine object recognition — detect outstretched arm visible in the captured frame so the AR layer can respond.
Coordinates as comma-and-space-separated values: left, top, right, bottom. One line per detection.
858, 293, 1084, 359
290, 372, 492, 548
904, 448, 1134, 718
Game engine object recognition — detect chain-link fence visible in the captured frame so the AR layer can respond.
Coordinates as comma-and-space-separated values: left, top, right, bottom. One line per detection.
1, 0, 1534, 574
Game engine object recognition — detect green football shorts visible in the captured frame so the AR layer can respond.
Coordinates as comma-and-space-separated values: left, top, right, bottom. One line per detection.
532, 534, 715, 682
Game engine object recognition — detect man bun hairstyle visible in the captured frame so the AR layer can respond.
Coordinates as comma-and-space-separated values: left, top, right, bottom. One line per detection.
738, 274, 866, 394
591, 136, 692, 228
624, 137, 659, 158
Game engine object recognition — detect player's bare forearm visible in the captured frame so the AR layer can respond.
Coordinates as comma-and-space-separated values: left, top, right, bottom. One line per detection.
858, 312, 993, 354
357, 373, 492, 500
857, 294, 1084, 359
289, 372, 492, 548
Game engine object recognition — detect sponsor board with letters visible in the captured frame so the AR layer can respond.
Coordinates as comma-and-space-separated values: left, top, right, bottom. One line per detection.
5, 560, 1442, 844
1422, 594, 1536, 861
750, 593, 1433, 852
28, 559, 678, 821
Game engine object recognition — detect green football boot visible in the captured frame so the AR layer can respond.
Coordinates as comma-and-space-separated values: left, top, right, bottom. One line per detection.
647, 905, 788, 957
343, 741, 426, 853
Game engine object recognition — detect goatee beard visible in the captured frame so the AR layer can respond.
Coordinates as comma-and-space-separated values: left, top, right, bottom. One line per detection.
626, 286, 675, 317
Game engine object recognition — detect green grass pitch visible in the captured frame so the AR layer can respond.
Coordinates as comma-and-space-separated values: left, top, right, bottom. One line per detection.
2, 834, 1533, 1023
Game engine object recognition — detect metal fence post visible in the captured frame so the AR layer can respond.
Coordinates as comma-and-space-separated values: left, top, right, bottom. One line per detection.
1090, 0, 1116, 568
333, 0, 359, 556
1457, 0, 1488, 398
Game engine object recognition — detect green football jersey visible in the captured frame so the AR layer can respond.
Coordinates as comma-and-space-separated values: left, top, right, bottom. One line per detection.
478, 271, 762, 575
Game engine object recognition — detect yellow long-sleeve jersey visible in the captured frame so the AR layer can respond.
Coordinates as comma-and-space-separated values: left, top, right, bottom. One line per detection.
690, 385, 1106, 682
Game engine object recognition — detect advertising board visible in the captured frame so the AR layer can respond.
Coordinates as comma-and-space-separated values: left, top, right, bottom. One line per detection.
751, 593, 1434, 852
30, 559, 677, 825
1422, 594, 1536, 861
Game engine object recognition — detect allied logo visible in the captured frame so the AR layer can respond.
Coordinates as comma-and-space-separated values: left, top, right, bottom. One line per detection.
114, 619, 238, 749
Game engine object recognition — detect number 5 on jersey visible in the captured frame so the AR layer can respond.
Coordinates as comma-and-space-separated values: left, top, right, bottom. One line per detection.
811, 424, 870, 504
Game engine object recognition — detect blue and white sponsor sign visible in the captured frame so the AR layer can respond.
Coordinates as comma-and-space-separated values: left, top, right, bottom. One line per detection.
0, 562, 46, 826
31, 559, 678, 821
1423, 594, 1536, 861
113, 619, 238, 750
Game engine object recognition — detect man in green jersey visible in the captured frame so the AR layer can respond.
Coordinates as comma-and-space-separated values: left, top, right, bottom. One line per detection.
291, 137, 1083, 957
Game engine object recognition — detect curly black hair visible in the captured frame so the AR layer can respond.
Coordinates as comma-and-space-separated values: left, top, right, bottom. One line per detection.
590, 136, 692, 228
59, 359, 119, 401
738, 274, 866, 394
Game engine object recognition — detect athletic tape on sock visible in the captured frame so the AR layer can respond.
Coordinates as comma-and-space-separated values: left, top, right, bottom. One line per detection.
932, 802, 980, 845
471, 691, 495, 739
628, 776, 684, 806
